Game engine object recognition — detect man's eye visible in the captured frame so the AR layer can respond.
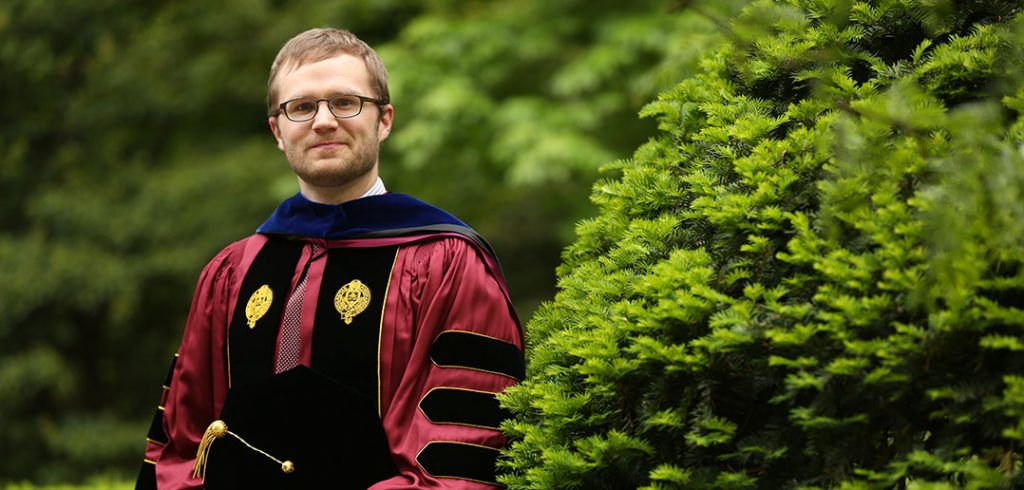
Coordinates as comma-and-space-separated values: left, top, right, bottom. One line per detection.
291, 101, 316, 113
332, 97, 357, 109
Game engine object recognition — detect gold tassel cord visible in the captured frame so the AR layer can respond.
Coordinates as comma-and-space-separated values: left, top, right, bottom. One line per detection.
192, 419, 295, 481
192, 420, 228, 480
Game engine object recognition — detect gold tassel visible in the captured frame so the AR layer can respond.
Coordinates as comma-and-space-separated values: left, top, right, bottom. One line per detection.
192, 420, 228, 480
190, 418, 295, 480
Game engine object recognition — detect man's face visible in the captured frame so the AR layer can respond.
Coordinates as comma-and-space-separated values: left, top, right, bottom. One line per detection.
268, 54, 393, 201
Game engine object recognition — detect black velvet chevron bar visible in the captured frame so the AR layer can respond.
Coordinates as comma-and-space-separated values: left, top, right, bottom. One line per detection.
416, 441, 500, 485
429, 330, 524, 380
419, 387, 510, 430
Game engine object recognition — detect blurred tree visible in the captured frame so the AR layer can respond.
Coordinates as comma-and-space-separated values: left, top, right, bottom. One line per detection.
500, 0, 1024, 488
0, 0, 711, 484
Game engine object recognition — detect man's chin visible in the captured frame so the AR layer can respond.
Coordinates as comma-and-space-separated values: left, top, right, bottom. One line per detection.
295, 158, 351, 174
293, 162, 374, 188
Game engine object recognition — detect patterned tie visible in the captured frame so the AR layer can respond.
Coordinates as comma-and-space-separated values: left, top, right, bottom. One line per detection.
275, 244, 318, 373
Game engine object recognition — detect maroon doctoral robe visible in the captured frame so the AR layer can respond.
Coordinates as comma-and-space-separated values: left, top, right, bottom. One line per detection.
138, 193, 524, 489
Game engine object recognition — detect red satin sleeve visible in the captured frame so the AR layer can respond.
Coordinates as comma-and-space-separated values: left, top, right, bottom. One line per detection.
148, 240, 246, 489
373, 237, 524, 489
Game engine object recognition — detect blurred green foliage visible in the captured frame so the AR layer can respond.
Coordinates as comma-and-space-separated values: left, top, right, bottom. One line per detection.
501, 0, 1024, 488
2, 476, 132, 490
0, 0, 712, 485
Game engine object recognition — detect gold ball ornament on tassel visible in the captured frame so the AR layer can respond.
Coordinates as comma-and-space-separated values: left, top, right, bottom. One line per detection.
208, 420, 228, 437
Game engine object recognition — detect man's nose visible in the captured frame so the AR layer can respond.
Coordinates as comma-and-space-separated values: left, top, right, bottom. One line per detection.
311, 101, 339, 130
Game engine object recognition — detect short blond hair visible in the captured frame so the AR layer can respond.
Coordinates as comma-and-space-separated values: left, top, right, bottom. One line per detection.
267, 27, 389, 116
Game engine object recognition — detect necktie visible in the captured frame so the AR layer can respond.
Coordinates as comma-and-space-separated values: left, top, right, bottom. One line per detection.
275, 244, 318, 373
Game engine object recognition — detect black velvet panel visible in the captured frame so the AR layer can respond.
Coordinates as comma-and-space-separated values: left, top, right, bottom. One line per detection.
134, 460, 156, 490
163, 354, 177, 388
146, 408, 166, 445
419, 388, 510, 430
228, 238, 303, 388
138, 355, 177, 487
203, 365, 397, 489
311, 246, 398, 400
430, 331, 525, 380
416, 441, 500, 485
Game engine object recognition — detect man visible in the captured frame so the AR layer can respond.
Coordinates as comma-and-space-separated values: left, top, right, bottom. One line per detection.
136, 27, 524, 489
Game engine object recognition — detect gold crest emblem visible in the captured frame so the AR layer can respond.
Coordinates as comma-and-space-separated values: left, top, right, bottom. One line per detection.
245, 285, 273, 329
334, 279, 371, 325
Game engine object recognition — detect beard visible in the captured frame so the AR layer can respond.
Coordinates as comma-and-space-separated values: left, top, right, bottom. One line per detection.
284, 129, 380, 188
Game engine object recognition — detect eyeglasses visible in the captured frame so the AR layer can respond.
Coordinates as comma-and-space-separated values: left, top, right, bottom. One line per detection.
277, 94, 385, 122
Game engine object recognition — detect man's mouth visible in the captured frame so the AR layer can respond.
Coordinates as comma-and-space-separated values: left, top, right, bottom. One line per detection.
311, 141, 345, 150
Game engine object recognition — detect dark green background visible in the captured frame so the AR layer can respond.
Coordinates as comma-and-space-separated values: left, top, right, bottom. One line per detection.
0, 0, 720, 484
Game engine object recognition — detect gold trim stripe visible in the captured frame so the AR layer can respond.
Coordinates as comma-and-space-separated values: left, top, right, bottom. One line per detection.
143, 458, 157, 465
429, 360, 519, 380
436, 329, 509, 343
377, 247, 401, 418
227, 331, 232, 389
146, 438, 166, 446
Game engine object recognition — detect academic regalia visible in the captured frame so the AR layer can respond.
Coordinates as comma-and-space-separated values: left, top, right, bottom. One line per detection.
136, 192, 524, 489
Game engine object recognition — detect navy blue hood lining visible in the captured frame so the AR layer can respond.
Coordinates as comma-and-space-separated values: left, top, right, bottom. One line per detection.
256, 193, 501, 272
257, 193, 468, 239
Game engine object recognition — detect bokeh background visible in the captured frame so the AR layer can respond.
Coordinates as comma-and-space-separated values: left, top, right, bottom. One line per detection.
0, 0, 735, 486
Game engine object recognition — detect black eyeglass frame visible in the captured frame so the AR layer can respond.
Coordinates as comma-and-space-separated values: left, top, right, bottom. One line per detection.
276, 94, 388, 122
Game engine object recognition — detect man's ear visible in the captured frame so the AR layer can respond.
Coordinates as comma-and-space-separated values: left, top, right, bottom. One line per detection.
268, 117, 285, 151
377, 104, 394, 141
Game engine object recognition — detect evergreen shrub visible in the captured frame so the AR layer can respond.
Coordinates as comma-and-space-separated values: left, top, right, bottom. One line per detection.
500, 0, 1024, 488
